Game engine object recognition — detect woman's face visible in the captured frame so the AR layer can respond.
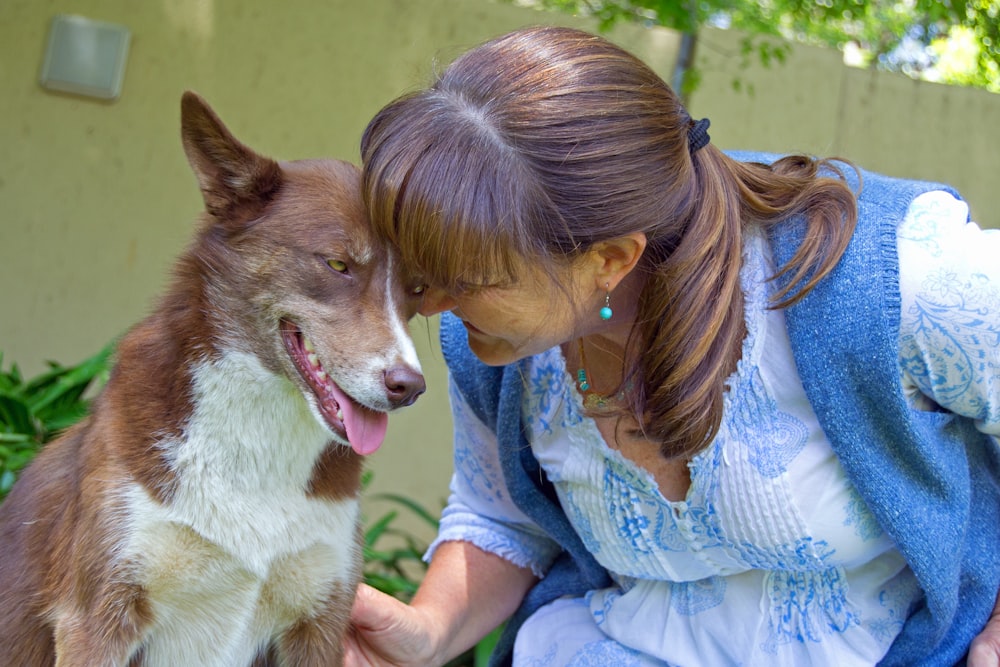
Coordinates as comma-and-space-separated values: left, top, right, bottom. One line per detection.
417, 258, 592, 366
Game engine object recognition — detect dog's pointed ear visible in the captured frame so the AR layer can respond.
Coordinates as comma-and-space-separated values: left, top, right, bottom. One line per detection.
180, 91, 282, 218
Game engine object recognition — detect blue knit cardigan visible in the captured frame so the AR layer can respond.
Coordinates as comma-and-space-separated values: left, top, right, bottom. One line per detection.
442, 153, 1000, 666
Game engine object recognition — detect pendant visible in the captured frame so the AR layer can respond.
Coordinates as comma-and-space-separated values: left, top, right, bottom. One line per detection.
583, 392, 613, 410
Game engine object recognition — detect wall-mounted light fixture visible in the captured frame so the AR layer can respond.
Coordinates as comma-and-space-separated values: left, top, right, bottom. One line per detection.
39, 14, 131, 101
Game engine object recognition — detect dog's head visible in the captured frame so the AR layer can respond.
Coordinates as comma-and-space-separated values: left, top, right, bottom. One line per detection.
178, 91, 425, 456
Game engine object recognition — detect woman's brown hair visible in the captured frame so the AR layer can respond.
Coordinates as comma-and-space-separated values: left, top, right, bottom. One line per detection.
361, 25, 857, 461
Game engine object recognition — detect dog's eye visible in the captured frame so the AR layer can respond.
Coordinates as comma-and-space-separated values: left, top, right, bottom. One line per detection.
412, 284, 427, 295
327, 259, 348, 273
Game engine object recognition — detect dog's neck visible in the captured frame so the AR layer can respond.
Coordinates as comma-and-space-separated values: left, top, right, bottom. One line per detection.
170, 349, 333, 483
129, 349, 351, 572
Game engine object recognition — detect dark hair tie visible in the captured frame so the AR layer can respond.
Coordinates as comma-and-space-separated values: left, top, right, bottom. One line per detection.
688, 117, 711, 154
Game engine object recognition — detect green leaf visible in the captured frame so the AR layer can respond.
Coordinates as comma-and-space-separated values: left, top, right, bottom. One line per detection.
0, 344, 113, 502
363, 572, 420, 598
27, 342, 114, 415
0, 395, 36, 437
363, 510, 399, 547
369, 492, 441, 529
474, 624, 505, 667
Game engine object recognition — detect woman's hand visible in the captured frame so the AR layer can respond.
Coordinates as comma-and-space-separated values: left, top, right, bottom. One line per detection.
343, 542, 537, 667
344, 583, 440, 667
968, 590, 1000, 667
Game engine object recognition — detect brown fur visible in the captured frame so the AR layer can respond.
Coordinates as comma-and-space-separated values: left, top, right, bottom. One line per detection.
0, 92, 424, 666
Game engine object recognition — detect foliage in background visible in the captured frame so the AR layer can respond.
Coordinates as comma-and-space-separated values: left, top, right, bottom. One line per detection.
0, 343, 114, 500
512, 0, 1000, 93
1, 347, 499, 665
361, 473, 438, 600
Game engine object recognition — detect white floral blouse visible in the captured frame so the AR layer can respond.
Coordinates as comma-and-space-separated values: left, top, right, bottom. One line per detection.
428, 191, 1000, 667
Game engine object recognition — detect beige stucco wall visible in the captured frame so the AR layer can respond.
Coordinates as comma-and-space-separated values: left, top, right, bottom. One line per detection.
690, 27, 999, 229
1, 0, 996, 534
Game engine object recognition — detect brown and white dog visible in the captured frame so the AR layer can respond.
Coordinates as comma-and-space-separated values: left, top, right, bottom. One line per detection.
0, 92, 425, 666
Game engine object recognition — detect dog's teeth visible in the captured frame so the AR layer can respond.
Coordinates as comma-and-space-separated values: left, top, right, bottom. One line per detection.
336, 408, 344, 422
307, 353, 319, 368
303, 337, 315, 353
316, 369, 327, 381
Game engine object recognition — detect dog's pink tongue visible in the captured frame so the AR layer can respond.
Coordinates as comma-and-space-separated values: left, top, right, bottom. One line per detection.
345, 404, 389, 456
330, 385, 388, 455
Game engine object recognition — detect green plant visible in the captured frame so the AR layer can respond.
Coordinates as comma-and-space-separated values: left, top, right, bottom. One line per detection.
0, 343, 114, 501
361, 474, 439, 599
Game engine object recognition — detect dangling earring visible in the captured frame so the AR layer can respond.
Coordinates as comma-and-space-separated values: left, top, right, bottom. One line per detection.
600, 284, 613, 321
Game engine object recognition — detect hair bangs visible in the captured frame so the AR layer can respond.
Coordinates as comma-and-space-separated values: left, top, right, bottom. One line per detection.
396, 159, 526, 292
363, 97, 550, 292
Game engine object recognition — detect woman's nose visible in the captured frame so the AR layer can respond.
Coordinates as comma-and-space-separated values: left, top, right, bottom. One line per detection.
419, 287, 458, 317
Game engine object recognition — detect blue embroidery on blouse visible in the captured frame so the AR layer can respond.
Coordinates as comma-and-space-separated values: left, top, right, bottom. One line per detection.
896, 196, 952, 257
518, 642, 558, 667
453, 434, 505, 505
721, 235, 810, 479
603, 459, 657, 555
524, 354, 585, 436
867, 574, 921, 644
727, 369, 809, 478
567, 640, 645, 667
761, 566, 860, 654
587, 587, 618, 628
524, 359, 569, 436
565, 487, 602, 555
737, 535, 836, 572
669, 502, 726, 551
901, 268, 1000, 414
670, 577, 727, 616
842, 488, 884, 541
652, 504, 687, 553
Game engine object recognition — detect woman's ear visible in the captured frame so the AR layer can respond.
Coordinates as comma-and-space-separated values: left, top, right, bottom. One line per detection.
588, 232, 647, 291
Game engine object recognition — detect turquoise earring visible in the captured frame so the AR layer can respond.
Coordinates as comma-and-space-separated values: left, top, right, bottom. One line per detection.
600, 285, 613, 321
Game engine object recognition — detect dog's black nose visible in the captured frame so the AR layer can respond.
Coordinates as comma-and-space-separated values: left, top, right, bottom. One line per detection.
385, 367, 426, 407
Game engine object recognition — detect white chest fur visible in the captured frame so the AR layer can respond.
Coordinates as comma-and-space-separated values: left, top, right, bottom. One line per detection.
120, 351, 360, 664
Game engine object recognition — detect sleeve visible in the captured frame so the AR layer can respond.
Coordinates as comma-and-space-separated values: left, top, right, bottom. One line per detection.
424, 376, 563, 577
897, 190, 1000, 439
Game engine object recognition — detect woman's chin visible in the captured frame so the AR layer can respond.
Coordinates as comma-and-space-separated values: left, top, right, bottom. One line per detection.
465, 333, 520, 367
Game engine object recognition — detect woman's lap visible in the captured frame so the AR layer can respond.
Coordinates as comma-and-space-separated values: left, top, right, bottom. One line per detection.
512, 596, 672, 667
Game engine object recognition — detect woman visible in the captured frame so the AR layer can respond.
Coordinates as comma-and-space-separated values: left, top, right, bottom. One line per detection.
347, 25, 1000, 666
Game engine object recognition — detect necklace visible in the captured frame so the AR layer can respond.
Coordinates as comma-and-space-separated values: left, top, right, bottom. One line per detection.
575, 339, 627, 410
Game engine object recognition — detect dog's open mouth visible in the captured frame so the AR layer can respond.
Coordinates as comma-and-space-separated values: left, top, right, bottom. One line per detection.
280, 319, 388, 455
